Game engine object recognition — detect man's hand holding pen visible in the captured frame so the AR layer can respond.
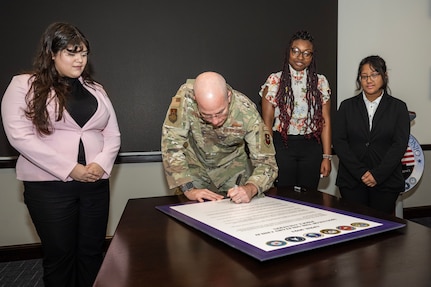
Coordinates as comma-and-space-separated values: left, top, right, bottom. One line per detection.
227, 174, 257, 204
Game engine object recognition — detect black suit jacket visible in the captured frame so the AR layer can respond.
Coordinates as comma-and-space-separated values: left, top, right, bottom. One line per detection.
333, 92, 410, 192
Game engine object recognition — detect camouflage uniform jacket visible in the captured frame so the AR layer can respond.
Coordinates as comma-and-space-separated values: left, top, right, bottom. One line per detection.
161, 79, 278, 195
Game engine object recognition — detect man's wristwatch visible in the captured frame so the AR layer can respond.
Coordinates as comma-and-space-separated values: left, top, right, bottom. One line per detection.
179, 182, 194, 193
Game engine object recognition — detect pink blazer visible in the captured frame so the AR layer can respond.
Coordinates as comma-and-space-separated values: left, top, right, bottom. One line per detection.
1, 74, 121, 181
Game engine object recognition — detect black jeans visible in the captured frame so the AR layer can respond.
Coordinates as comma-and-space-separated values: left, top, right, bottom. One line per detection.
273, 132, 322, 190
24, 179, 109, 287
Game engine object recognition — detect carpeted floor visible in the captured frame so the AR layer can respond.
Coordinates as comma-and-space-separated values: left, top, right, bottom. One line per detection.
0, 259, 43, 287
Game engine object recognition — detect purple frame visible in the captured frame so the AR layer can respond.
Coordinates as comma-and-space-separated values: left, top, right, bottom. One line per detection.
156, 195, 405, 261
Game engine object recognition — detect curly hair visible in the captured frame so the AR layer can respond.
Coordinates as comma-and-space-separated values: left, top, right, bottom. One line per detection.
25, 22, 94, 135
275, 30, 324, 146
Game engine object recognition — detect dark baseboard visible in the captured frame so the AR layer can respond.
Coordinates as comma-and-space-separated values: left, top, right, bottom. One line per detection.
403, 206, 431, 219
0, 243, 43, 262
0, 238, 111, 262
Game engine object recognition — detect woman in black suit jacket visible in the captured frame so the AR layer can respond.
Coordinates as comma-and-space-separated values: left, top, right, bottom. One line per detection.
333, 55, 410, 214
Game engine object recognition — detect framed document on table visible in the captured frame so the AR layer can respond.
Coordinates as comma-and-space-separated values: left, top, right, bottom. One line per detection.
156, 195, 405, 261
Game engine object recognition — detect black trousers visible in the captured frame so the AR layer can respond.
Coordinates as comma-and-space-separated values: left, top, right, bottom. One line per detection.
339, 185, 400, 215
273, 132, 322, 190
24, 179, 110, 287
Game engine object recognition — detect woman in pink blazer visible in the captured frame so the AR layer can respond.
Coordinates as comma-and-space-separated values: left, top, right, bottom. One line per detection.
1, 22, 121, 286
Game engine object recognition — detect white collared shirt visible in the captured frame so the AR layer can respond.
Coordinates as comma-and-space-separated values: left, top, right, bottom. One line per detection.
363, 91, 383, 130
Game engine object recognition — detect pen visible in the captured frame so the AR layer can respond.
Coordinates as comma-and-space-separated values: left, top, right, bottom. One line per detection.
235, 174, 242, 187
230, 174, 242, 201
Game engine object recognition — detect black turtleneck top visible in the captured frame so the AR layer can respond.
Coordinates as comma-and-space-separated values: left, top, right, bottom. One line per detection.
65, 78, 98, 165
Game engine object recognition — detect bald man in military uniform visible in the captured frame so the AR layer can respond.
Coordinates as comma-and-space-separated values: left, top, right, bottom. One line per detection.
161, 71, 278, 203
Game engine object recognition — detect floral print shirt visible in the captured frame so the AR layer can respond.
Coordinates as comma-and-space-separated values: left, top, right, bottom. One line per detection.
259, 65, 331, 135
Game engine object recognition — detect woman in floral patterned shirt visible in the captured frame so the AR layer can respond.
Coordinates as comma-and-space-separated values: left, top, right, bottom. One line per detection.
259, 30, 332, 190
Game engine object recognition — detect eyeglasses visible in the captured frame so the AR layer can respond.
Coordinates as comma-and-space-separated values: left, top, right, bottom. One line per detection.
290, 47, 313, 59
199, 105, 229, 120
359, 73, 380, 81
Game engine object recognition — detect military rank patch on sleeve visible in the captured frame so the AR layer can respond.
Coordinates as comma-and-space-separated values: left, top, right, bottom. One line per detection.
265, 133, 271, 145
260, 124, 275, 154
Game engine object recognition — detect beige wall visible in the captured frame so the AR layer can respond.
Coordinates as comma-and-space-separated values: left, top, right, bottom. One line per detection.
1, 0, 430, 247
338, 0, 431, 145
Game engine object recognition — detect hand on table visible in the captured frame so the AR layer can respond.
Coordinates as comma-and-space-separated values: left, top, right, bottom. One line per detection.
184, 188, 224, 202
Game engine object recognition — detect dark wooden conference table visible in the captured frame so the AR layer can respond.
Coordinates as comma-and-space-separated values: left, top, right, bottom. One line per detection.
93, 187, 431, 287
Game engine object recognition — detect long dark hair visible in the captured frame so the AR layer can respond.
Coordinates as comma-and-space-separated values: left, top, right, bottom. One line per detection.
356, 55, 390, 93
25, 22, 94, 135
276, 30, 323, 146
